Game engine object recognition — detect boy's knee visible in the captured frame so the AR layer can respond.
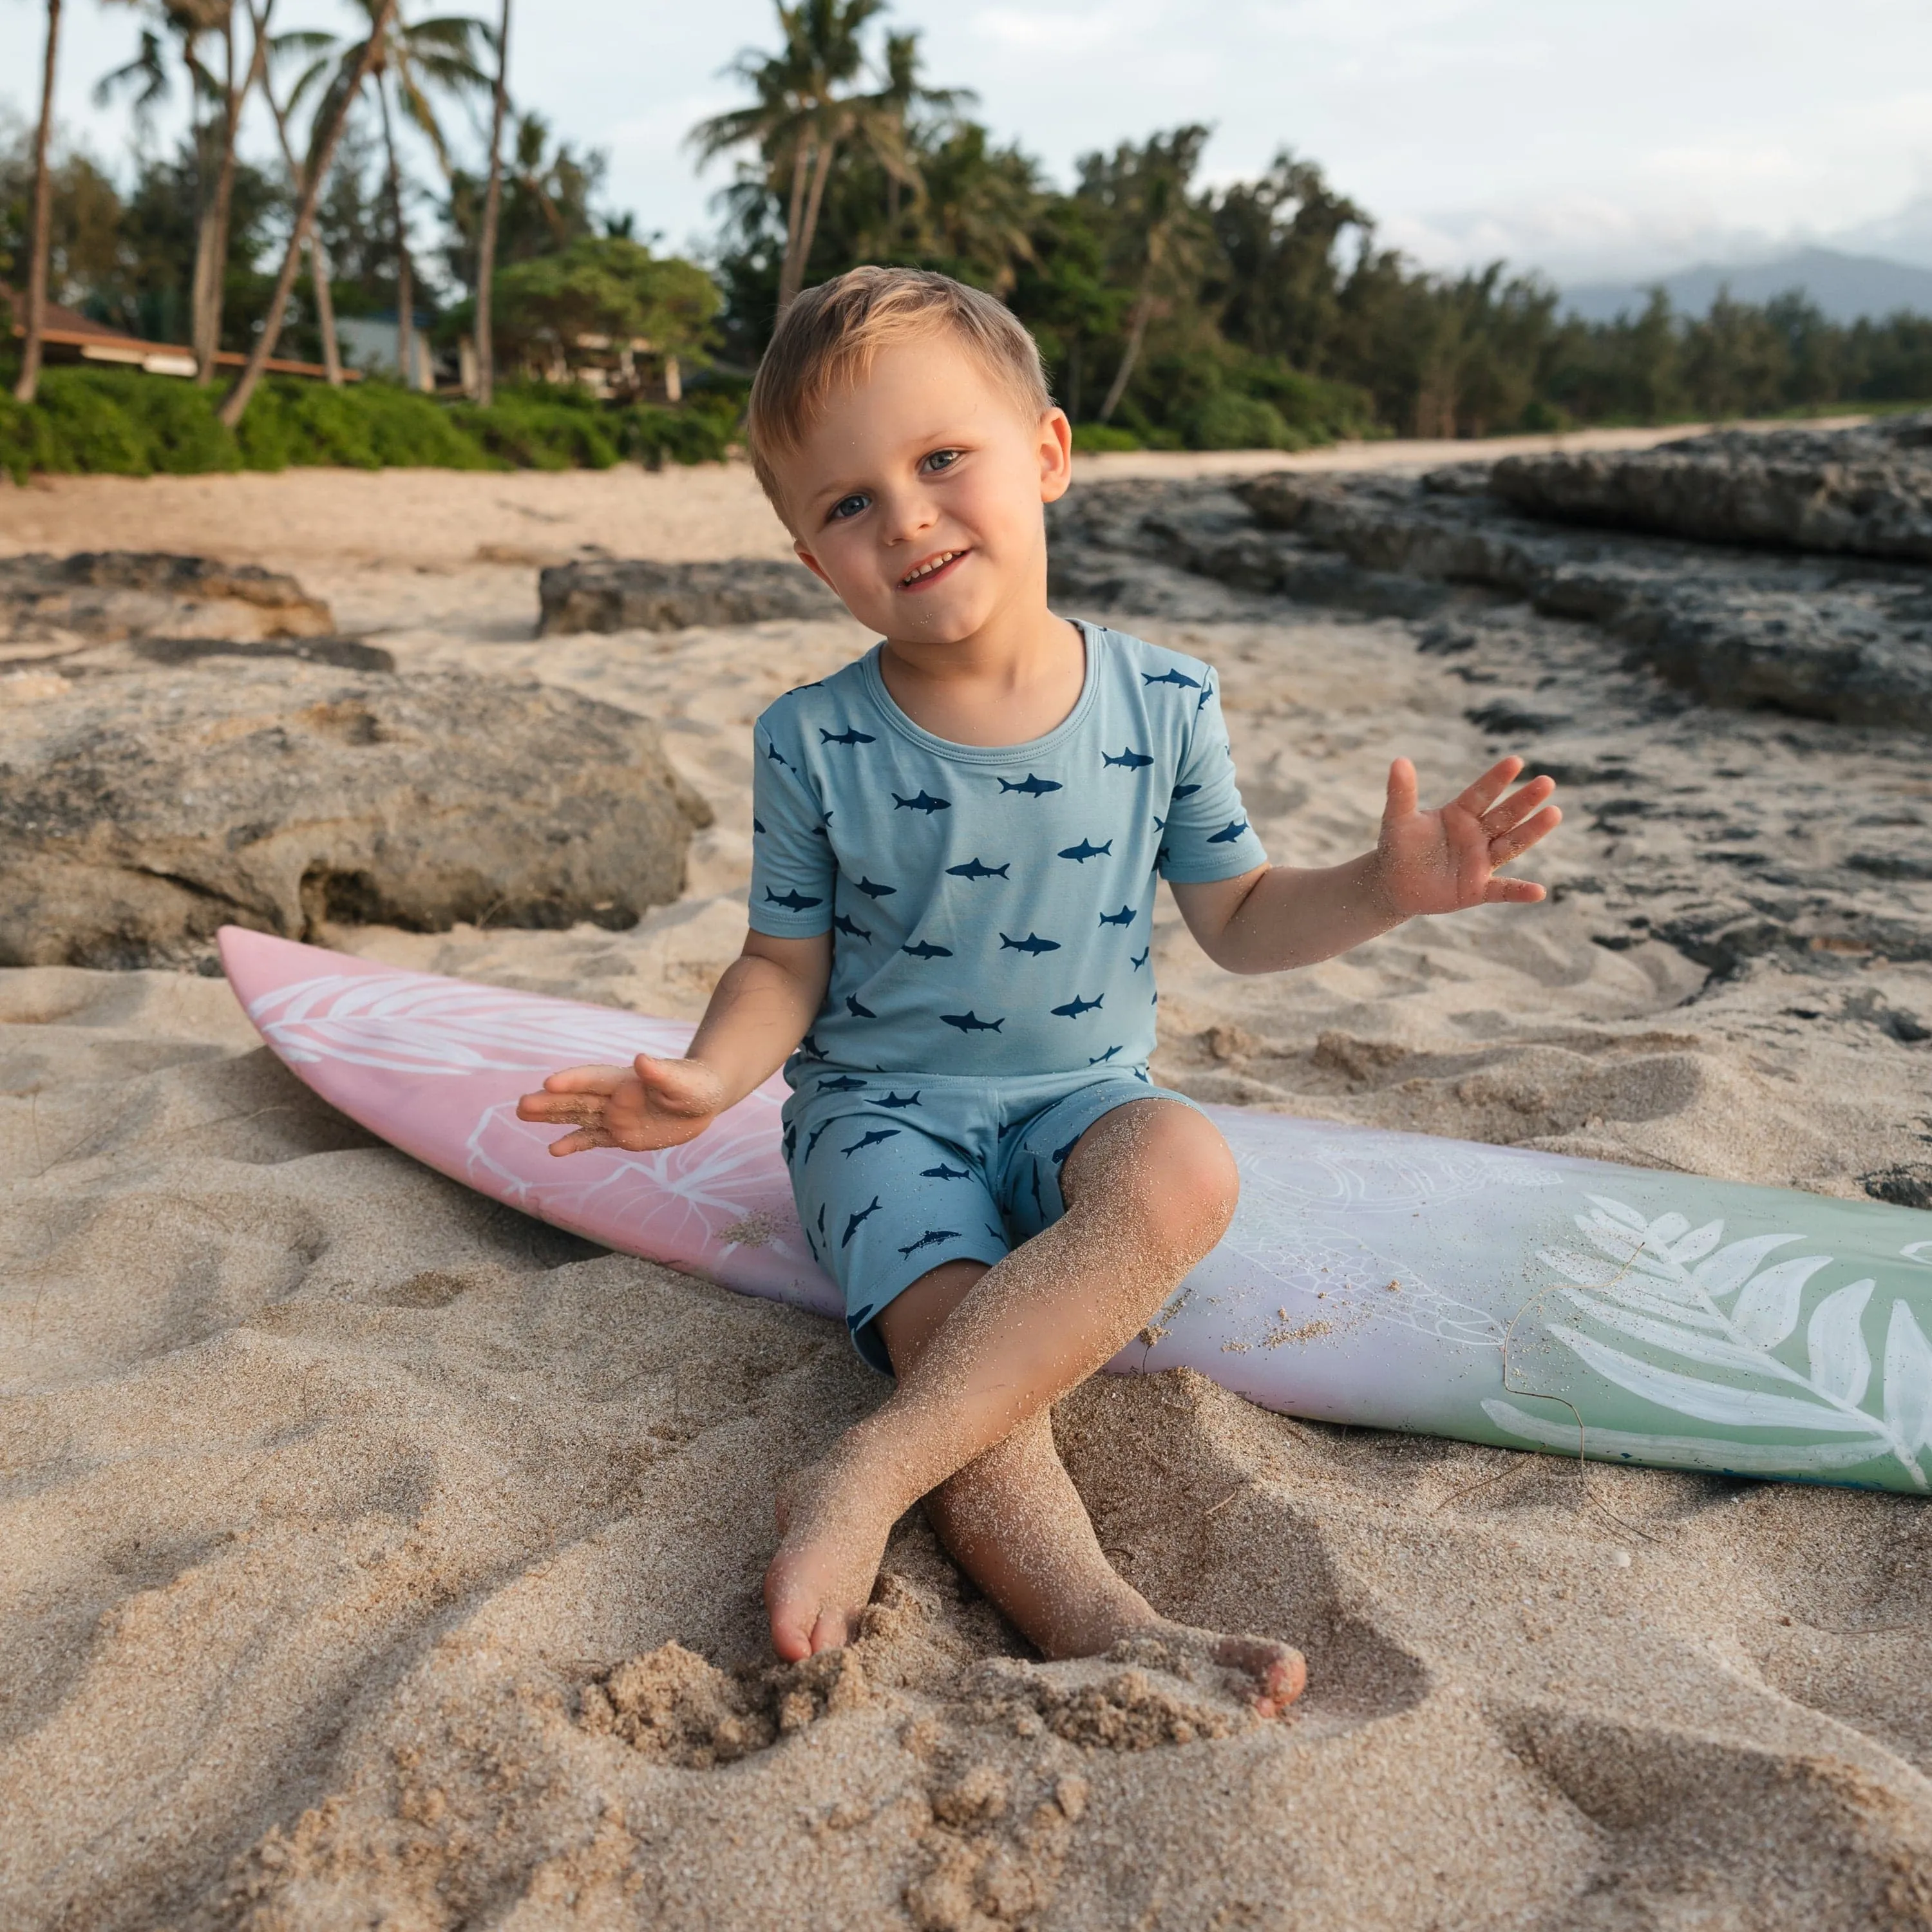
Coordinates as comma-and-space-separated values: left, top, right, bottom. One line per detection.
1074, 1102, 1238, 1250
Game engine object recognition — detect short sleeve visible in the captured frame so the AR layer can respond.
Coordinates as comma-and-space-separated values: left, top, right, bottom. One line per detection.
1157, 673, 1269, 882
748, 715, 835, 934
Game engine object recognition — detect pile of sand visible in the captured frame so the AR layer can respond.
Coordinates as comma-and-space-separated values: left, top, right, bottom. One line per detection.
4, 450, 1931, 1930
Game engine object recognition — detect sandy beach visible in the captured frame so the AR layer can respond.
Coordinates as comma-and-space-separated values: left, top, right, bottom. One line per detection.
5, 437, 1932, 1930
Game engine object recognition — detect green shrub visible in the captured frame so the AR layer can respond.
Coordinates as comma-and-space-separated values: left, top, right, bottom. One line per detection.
0, 363, 738, 480
1070, 422, 1141, 453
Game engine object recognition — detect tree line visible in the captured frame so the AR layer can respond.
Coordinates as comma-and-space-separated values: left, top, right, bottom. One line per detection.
8, 0, 1932, 452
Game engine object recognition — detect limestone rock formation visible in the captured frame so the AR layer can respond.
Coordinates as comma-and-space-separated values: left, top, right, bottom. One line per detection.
0, 663, 712, 968
538, 559, 843, 634
0, 552, 334, 659
1490, 414, 1932, 560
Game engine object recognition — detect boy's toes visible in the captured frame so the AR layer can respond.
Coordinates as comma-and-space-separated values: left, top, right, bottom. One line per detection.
1211, 1633, 1307, 1715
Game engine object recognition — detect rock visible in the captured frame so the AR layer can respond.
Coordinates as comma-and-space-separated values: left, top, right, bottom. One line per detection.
0, 552, 334, 661
1050, 471, 1932, 732
0, 662, 712, 968
537, 558, 844, 634
1490, 414, 1932, 560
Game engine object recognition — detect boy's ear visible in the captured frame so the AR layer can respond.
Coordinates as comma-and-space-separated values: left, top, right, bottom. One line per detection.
794, 539, 835, 589
1037, 407, 1074, 506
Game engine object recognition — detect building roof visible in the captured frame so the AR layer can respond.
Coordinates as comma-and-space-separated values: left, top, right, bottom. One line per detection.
6, 295, 358, 383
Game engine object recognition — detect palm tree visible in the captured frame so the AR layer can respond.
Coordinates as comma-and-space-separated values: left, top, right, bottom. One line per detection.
284, 0, 489, 387
1094, 126, 1213, 424
252, 1, 343, 383
12, 0, 62, 404
875, 28, 968, 229
219, 0, 398, 424
473, 0, 509, 404
690, 0, 911, 312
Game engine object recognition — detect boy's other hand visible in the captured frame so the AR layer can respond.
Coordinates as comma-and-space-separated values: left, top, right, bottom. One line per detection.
515, 1054, 729, 1156
1373, 754, 1560, 917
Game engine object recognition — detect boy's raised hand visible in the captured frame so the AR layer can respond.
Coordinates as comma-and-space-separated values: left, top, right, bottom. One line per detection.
516, 1054, 729, 1157
1374, 754, 1560, 916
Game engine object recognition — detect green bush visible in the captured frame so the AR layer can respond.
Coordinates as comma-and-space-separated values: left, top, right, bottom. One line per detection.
0, 363, 739, 482
1070, 422, 1141, 453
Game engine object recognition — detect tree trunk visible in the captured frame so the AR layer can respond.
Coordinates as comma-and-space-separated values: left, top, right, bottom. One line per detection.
475, 0, 511, 406
190, 16, 232, 383
12, 0, 61, 406
783, 128, 839, 312
254, 3, 341, 386
376, 75, 417, 389
1098, 273, 1154, 424
777, 139, 811, 312
220, 0, 397, 428
196, 5, 274, 385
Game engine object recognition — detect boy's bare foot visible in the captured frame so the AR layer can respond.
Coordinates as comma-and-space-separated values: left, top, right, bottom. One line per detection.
764, 1445, 905, 1661
1104, 1622, 1307, 1718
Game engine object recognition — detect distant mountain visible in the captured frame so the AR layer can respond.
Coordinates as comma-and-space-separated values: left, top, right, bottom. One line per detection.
1562, 247, 1932, 325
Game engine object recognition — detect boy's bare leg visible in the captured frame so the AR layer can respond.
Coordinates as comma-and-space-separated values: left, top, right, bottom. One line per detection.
876, 1260, 1305, 1712
764, 1101, 1305, 1707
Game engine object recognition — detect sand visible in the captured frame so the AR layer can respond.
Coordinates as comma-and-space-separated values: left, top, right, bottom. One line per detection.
5, 440, 1932, 1931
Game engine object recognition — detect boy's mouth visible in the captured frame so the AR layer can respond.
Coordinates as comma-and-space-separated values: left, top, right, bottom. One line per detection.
898, 549, 968, 591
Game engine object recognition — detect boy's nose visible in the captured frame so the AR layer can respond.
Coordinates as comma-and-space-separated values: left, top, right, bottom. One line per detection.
880, 489, 939, 547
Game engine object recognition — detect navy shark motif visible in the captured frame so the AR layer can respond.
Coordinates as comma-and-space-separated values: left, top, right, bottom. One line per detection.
842, 1197, 883, 1247
1051, 994, 1104, 1018
1103, 746, 1153, 770
877, 1090, 922, 1109
999, 932, 1061, 956
819, 726, 876, 746
764, 739, 791, 768
1130, 947, 1150, 971
753, 816, 766, 835
947, 858, 1010, 881
1172, 782, 1202, 800
764, 887, 822, 912
922, 1162, 971, 1180
893, 790, 952, 814
1197, 678, 1215, 712
782, 1123, 797, 1164
1207, 819, 1250, 844
797, 1032, 827, 1061
802, 1120, 835, 1164
846, 994, 878, 1019
817, 1203, 827, 1235
940, 1011, 1005, 1033
854, 876, 897, 897
1052, 1135, 1082, 1164
1142, 667, 1202, 690
1057, 838, 1113, 864
833, 912, 873, 941
1099, 905, 1137, 927
902, 940, 953, 960
817, 1074, 867, 1093
842, 1128, 901, 1158
898, 1228, 962, 1258
1088, 1045, 1124, 1064
998, 773, 1062, 798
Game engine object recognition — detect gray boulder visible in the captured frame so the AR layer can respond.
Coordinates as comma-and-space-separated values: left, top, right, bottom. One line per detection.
1490, 415, 1932, 560
538, 558, 844, 634
0, 663, 712, 968
0, 551, 334, 656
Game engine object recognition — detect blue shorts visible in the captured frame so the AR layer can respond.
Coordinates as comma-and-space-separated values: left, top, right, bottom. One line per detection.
781, 1067, 1203, 1374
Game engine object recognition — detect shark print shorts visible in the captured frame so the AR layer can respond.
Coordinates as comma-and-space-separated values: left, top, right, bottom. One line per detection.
781, 1066, 1205, 1375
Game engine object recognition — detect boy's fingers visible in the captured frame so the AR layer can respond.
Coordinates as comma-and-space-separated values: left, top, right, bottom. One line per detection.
1488, 804, 1561, 865
1454, 754, 1525, 820
540, 1063, 629, 1094
1483, 876, 1547, 904
1481, 775, 1556, 834
1382, 757, 1419, 825
634, 1054, 723, 1115
547, 1126, 610, 1157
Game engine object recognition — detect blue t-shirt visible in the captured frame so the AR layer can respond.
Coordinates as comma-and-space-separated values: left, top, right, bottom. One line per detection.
748, 621, 1268, 1078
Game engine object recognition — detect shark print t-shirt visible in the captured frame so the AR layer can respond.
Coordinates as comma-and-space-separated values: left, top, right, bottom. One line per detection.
748, 621, 1268, 1079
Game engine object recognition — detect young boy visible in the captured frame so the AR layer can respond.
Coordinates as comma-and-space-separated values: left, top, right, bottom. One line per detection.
519, 268, 1559, 1712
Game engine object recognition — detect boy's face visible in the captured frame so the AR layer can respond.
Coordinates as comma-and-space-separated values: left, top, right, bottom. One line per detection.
776, 334, 1073, 647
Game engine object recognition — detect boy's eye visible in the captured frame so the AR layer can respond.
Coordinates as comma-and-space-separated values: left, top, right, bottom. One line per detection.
828, 493, 870, 522
923, 449, 962, 473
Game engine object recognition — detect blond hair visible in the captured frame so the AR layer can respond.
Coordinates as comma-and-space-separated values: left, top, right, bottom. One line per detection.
746, 267, 1052, 509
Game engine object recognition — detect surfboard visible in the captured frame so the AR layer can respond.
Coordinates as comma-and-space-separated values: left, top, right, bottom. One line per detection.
220, 926, 1932, 1493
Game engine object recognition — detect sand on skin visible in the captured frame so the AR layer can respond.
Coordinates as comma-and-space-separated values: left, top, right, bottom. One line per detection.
3, 443, 1932, 1931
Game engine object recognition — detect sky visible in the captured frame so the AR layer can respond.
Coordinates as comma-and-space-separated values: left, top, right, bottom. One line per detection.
7, 0, 1932, 283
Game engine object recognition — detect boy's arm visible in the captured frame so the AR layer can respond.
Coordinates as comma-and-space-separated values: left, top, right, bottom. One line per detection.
1172, 755, 1559, 976
516, 929, 830, 1154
